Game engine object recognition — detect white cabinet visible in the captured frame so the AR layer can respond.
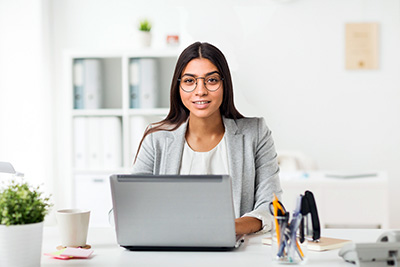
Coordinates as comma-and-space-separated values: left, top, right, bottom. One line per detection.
65, 49, 179, 225
74, 174, 112, 227
279, 171, 389, 229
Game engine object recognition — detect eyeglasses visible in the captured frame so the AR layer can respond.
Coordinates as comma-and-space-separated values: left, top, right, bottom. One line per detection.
178, 74, 224, 93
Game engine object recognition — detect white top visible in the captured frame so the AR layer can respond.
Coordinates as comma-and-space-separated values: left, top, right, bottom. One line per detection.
179, 135, 265, 226
180, 135, 229, 175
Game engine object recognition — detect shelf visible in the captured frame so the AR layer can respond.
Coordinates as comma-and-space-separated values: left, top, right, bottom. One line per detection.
128, 108, 169, 116
66, 48, 181, 59
73, 168, 129, 175
72, 109, 124, 117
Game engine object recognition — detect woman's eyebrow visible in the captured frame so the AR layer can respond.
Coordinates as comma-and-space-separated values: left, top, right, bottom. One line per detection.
206, 71, 220, 76
182, 71, 221, 77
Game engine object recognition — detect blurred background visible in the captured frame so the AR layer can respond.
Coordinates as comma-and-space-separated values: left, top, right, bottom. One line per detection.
0, 0, 399, 228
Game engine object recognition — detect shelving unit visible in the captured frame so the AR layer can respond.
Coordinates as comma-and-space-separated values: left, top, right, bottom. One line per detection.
63, 49, 180, 226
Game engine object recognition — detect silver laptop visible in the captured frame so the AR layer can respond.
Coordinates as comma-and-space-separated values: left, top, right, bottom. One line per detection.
110, 174, 242, 251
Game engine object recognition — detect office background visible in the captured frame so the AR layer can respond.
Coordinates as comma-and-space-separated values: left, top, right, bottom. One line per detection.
0, 0, 399, 227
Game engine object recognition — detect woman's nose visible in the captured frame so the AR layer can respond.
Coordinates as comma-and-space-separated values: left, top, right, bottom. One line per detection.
194, 78, 208, 96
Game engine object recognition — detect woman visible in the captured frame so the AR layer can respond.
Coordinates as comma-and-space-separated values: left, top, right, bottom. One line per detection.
133, 42, 282, 235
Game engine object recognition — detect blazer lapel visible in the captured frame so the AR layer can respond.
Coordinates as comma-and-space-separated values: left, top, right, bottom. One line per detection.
223, 117, 244, 218
162, 120, 188, 174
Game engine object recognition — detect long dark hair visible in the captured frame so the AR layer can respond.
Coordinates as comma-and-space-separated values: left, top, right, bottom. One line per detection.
134, 42, 243, 162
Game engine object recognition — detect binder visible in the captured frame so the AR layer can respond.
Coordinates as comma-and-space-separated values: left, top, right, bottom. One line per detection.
101, 117, 122, 168
73, 116, 122, 170
73, 59, 84, 109
83, 59, 103, 109
73, 117, 88, 168
139, 58, 158, 109
129, 58, 141, 108
87, 117, 102, 168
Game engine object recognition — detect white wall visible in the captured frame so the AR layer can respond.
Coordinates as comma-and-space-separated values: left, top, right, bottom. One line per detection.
1, 0, 399, 226
50, 0, 400, 227
0, 0, 53, 191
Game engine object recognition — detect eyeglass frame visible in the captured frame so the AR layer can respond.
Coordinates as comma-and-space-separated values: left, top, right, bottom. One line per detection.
178, 74, 224, 93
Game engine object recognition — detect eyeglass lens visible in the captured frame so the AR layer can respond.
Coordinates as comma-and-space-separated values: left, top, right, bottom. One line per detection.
180, 75, 223, 92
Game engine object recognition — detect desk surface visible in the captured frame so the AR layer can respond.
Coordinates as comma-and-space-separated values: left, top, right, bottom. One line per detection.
41, 227, 385, 266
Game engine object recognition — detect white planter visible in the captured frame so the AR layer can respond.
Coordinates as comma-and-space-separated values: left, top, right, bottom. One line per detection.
0, 221, 44, 267
137, 31, 152, 47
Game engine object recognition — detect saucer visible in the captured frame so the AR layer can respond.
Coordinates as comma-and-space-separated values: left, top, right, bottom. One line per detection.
56, 244, 91, 250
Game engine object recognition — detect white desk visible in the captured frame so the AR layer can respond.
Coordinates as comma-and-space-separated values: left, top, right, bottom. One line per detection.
41, 227, 385, 266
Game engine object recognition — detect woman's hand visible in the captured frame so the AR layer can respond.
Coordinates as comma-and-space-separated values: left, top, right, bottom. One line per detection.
235, 217, 262, 235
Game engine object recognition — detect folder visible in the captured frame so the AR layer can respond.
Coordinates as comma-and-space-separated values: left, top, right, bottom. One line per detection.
101, 117, 122, 168
130, 116, 148, 160
73, 117, 88, 168
83, 59, 103, 109
139, 58, 158, 109
73, 59, 84, 109
87, 117, 102, 168
129, 58, 141, 108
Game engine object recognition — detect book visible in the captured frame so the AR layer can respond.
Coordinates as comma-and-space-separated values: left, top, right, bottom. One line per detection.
307, 237, 352, 251
262, 236, 351, 251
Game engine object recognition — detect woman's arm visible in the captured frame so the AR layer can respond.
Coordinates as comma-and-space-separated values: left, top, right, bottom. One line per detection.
132, 132, 155, 174
241, 117, 282, 233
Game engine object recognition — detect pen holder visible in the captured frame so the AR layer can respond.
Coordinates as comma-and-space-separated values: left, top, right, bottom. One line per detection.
271, 216, 308, 264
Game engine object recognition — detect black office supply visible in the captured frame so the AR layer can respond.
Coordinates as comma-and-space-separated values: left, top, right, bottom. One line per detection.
300, 190, 321, 243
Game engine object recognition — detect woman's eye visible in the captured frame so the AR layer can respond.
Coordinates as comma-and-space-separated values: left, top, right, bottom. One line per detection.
183, 78, 195, 84
206, 77, 219, 84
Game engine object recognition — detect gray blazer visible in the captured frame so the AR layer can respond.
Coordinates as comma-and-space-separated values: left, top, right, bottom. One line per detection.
132, 116, 282, 226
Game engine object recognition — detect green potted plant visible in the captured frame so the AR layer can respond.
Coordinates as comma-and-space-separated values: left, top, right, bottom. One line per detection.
137, 18, 152, 47
0, 179, 52, 267
138, 19, 152, 32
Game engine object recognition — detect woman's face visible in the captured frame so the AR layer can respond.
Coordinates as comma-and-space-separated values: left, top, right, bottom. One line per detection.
179, 58, 223, 121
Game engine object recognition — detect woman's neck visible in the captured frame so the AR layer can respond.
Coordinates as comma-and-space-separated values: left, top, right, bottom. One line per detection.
187, 114, 224, 136
185, 114, 225, 152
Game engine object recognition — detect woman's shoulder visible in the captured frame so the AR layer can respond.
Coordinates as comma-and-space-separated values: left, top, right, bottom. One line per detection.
145, 121, 186, 140
229, 116, 269, 131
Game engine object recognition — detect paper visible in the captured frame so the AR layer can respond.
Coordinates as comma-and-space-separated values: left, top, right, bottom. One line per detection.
345, 23, 379, 70
61, 247, 93, 258
44, 247, 93, 260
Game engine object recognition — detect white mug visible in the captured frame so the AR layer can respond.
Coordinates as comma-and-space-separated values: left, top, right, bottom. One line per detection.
56, 209, 90, 247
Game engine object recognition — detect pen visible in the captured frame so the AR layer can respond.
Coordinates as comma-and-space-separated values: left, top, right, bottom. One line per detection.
272, 194, 281, 244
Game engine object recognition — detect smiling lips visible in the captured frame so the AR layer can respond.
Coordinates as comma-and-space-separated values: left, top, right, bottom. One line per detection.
193, 101, 210, 105
192, 100, 211, 108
